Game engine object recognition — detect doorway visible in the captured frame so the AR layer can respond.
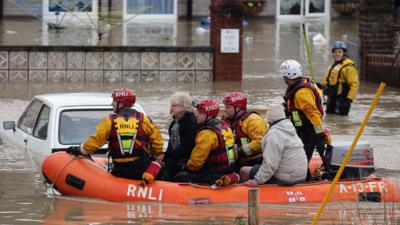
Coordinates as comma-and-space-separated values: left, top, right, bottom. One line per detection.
276, 0, 330, 20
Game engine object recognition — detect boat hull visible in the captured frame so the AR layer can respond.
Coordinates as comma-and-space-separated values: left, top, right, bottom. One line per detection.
42, 152, 400, 205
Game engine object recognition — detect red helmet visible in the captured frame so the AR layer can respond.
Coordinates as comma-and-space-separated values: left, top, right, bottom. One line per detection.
111, 88, 136, 107
195, 98, 220, 118
223, 92, 247, 110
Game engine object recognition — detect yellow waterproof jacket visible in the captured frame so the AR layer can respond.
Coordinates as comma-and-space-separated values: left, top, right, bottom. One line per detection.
81, 114, 163, 156
322, 57, 360, 101
293, 88, 324, 134
187, 129, 219, 171
238, 113, 268, 157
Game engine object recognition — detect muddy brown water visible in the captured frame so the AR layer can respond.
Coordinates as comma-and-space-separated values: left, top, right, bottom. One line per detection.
0, 18, 400, 224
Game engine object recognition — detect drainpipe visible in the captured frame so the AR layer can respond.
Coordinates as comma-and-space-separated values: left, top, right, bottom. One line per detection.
108, 0, 112, 17
0, 0, 3, 18
187, 0, 193, 20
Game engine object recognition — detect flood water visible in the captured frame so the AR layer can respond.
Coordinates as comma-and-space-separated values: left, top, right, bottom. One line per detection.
1, 17, 400, 224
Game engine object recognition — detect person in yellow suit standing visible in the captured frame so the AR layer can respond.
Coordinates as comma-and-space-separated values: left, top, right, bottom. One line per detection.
67, 88, 164, 184
280, 60, 330, 180
322, 41, 360, 116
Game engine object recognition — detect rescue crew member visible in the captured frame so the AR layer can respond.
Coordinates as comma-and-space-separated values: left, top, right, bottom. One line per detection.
241, 105, 307, 186
68, 88, 163, 184
280, 59, 330, 180
164, 92, 198, 180
173, 98, 237, 184
223, 92, 268, 170
322, 41, 360, 116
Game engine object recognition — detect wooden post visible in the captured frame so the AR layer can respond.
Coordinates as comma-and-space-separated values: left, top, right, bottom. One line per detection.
248, 188, 259, 225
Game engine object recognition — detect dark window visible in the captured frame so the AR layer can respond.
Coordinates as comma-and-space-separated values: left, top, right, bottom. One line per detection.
17, 100, 43, 134
59, 109, 112, 145
127, 0, 174, 14
33, 105, 50, 140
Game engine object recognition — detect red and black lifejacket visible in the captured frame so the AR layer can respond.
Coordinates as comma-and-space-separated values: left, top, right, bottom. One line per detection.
198, 120, 235, 173
108, 110, 150, 162
230, 111, 262, 160
283, 77, 324, 132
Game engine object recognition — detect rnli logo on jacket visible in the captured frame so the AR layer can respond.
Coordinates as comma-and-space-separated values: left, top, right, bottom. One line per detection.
115, 118, 139, 134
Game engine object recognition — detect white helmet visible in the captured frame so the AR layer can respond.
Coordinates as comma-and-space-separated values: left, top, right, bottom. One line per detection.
279, 59, 303, 79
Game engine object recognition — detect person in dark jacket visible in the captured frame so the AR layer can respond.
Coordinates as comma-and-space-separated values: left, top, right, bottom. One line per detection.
164, 92, 198, 180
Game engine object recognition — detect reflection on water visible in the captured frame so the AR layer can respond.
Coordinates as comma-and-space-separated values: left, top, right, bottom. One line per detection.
0, 17, 399, 224
1, 195, 397, 225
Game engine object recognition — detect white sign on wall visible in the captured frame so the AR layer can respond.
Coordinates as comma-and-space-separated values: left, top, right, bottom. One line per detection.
221, 29, 239, 53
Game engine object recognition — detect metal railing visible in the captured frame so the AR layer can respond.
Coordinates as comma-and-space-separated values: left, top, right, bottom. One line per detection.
366, 54, 400, 88
344, 36, 361, 73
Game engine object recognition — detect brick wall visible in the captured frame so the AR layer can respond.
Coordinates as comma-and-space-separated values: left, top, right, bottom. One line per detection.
359, 0, 394, 79
0, 46, 213, 83
210, 0, 243, 81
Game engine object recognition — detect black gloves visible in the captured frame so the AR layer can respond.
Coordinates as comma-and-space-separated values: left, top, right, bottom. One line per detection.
180, 163, 188, 172
339, 98, 352, 115
66, 146, 81, 156
315, 132, 327, 152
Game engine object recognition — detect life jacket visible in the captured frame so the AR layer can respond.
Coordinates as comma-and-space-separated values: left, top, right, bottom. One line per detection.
324, 57, 355, 98
230, 111, 262, 159
283, 78, 324, 131
198, 120, 236, 173
108, 109, 150, 162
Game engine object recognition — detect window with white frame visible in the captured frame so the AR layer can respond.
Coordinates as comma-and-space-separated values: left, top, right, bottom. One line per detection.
123, 0, 177, 20
43, 0, 98, 24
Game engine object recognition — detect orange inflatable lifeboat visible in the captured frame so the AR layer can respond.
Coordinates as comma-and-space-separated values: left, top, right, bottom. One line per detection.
42, 152, 400, 205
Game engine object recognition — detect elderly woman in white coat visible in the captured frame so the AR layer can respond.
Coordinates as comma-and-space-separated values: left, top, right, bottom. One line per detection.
241, 105, 307, 186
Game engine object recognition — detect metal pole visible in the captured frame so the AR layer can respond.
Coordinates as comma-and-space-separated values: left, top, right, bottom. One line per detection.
248, 189, 259, 225
0, 0, 3, 18
312, 82, 386, 225
187, 0, 193, 20
108, 0, 112, 17
302, 23, 315, 82
98, 0, 102, 14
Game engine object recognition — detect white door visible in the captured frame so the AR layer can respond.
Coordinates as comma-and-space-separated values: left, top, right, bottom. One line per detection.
277, 0, 304, 20
277, 0, 330, 20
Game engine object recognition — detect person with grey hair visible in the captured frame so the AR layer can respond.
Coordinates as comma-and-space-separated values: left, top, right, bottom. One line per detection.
164, 92, 199, 180
240, 105, 307, 186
